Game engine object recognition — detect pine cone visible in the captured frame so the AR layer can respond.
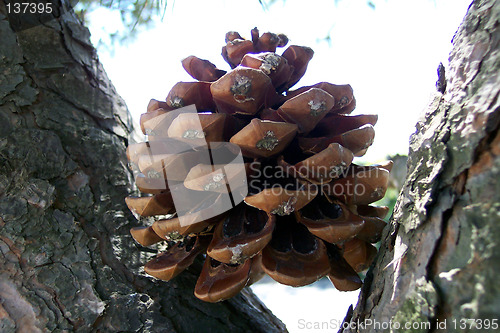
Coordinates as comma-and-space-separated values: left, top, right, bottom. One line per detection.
126, 29, 391, 303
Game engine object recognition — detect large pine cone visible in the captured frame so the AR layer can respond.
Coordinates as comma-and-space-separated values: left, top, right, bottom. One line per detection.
125, 28, 391, 303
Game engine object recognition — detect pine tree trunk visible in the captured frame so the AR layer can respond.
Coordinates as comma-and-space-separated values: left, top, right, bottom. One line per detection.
343, 0, 500, 331
0, 2, 286, 332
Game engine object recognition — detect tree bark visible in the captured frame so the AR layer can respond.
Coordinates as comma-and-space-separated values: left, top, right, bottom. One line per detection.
343, 0, 500, 332
0, 1, 286, 332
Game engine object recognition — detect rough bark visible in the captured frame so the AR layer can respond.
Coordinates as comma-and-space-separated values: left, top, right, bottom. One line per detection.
343, 0, 500, 332
0, 1, 286, 332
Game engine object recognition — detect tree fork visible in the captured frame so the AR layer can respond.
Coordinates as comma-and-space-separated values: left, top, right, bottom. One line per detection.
343, 0, 500, 331
0, 2, 285, 332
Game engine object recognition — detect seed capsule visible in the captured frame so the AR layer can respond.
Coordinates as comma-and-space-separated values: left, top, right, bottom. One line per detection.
207, 204, 275, 264
166, 82, 216, 111
194, 257, 252, 303
282, 45, 314, 89
277, 88, 335, 134
261, 216, 331, 287
229, 119, 298, 158
144, 236, 204, 281
211, 67, 276, 115
182, 56, 226, 82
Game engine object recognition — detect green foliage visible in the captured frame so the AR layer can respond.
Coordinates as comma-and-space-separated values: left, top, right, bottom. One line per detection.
375, 187, 398, 222
75, 0, 380, 47
75, 0, 167, 46
259, 0, 380, 9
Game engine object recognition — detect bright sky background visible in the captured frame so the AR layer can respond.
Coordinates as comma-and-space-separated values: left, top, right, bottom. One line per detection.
84, 0, 471, 331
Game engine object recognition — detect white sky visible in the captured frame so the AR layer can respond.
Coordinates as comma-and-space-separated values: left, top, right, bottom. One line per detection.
85, 0, 471, 331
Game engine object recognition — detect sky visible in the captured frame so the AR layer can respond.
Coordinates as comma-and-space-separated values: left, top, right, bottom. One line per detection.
84, 0, 471, 331
87, 0, 471, 163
